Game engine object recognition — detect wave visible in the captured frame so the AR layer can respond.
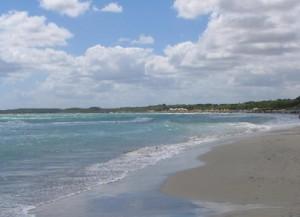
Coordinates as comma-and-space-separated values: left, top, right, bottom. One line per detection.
51, 117, 154, 126
0, 117, 154, 129
227, 115, 300, 134
0, 196, 35, 217
10, 136, 217, 217
0, 120, 29, 128
85, 136, 217, 185
226, 122, 273, 133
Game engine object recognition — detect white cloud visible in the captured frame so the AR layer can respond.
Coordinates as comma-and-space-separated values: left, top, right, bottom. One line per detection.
118, 35, 155, 46
0, 11, 72, 49
0, 11, 73, 80
2, 0, 300, 108
132, 35, 155, 45
170, 0, 300, 81
39, 0, 90, 17
173, 0, 218, 19
99, 2, 123, 13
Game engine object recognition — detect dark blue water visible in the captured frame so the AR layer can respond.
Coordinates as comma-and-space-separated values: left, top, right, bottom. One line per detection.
0, 113, 298, 217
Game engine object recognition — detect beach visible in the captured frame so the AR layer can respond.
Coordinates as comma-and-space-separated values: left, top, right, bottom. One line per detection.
1, 113, 299, 217
162, 127, 300, 216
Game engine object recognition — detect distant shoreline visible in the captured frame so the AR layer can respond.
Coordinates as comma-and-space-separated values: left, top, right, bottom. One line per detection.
0, 96, 299, 114
0, 110, 299, 115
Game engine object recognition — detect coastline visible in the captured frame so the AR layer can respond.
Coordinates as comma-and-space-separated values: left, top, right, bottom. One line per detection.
6, 113, 297, 217
161, 127, 300, 217
31, 132, 216, 217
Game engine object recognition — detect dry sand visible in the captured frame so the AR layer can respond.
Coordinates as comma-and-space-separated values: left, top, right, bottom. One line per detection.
161, 127, 300, 217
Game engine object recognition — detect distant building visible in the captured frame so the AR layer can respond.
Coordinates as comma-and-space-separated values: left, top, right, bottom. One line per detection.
169, 108, 188, 112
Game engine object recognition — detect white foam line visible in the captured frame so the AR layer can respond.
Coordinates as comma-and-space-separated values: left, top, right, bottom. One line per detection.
28, 136, 219, 212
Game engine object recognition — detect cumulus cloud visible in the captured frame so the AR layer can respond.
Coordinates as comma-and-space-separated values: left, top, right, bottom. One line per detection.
173, 0, 218, 19
37, 45, 155, 104
2, 0, 300, 108
0, 11, 73, 81
170, 0, 300, 89
39, 0, 90, 17
98, 2, 123, 13
0, 11, 72, 49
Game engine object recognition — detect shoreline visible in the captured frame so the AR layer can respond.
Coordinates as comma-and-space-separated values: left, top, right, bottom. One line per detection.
0, 110, 299, 115
30, 132, 217, 217
161, 127, 300, 217
25, 120, 300, 217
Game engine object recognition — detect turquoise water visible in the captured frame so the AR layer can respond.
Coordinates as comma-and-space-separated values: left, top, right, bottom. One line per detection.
0, 113, 298, 217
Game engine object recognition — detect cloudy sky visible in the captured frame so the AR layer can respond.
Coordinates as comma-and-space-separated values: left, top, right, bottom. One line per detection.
0, 0, 300, 109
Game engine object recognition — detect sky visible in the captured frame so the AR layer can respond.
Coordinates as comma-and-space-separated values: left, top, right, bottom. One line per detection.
0, 0, 300, 109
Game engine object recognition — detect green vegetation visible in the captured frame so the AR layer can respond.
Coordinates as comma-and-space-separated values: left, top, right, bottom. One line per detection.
1, 97, 300, 114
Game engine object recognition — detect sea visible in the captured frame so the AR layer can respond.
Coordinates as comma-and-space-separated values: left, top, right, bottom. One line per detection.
0, 112, 299, 217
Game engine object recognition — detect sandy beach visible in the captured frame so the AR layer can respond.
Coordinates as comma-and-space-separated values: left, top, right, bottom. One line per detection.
162, 127, 300, 217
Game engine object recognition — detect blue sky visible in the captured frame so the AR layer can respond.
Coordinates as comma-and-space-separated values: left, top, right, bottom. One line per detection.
0, 0, 208, 55
0, 0, 300, 109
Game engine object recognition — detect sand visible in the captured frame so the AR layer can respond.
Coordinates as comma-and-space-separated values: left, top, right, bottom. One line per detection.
161, 127, 300, 217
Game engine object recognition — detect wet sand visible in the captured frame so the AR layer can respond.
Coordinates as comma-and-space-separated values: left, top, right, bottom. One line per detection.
162, 127, 300, 217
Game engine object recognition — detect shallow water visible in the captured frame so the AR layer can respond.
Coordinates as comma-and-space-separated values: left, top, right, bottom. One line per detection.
0, 113, 298, 217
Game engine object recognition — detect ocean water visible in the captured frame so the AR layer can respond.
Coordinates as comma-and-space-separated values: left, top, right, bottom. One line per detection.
0, 113, 299, 217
